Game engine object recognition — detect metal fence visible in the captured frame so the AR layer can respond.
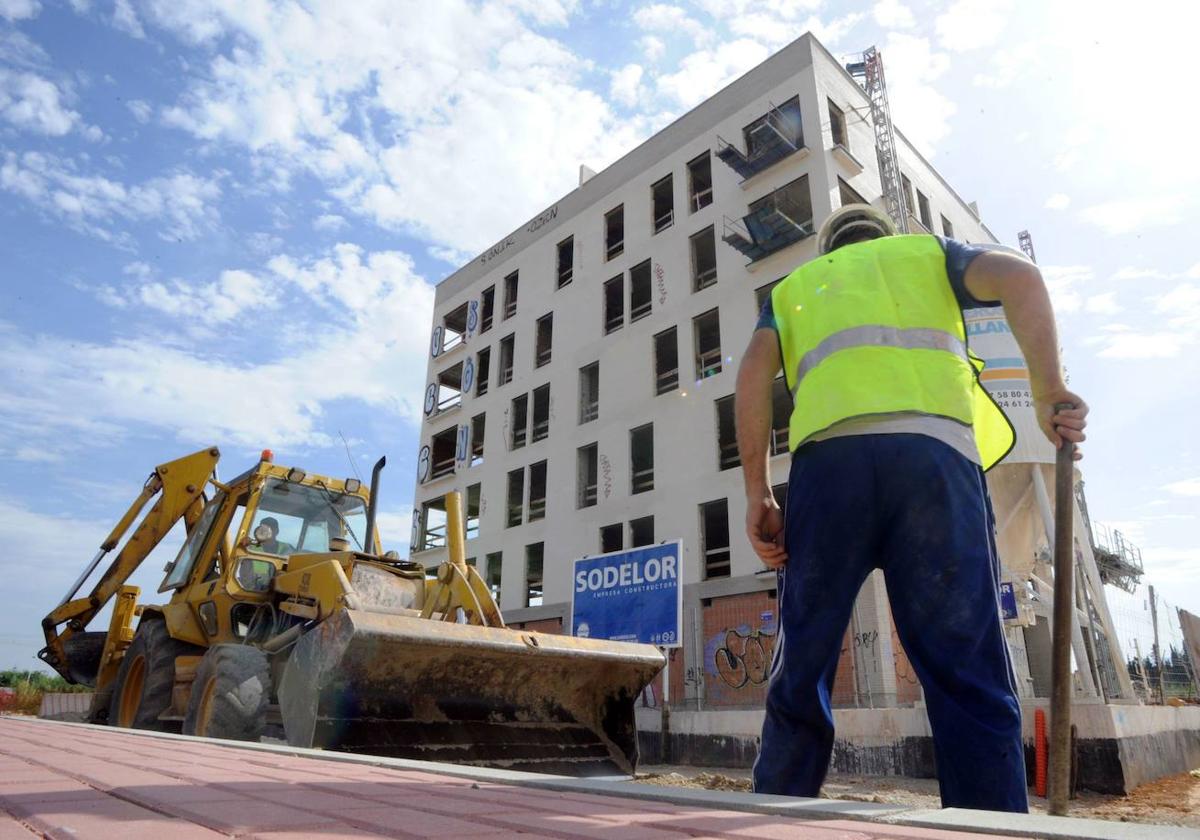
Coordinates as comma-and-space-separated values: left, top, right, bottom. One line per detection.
1106, 584, 1198, 704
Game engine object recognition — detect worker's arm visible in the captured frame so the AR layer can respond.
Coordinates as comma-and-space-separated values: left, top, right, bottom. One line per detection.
964, 252, 1088, 458
735, 329, 788, 568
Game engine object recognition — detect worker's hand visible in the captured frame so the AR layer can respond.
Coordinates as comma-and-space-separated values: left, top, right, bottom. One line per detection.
745, 495, 787, 569
1033, 387, 1088, 461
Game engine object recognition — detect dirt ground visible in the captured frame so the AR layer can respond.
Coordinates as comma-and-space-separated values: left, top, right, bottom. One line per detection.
635, 765, 1200, 828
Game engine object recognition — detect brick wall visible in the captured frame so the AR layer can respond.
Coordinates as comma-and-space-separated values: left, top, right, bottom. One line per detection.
511, 617, 563, 634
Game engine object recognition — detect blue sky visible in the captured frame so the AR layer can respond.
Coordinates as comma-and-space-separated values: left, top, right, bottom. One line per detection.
1, 0, 1197, 672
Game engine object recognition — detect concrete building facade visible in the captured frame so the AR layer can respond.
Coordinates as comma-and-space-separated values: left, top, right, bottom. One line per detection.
410, 34, 999, 715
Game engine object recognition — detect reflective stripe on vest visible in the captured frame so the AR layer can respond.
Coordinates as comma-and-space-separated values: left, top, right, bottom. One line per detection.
791, 325, 968, 399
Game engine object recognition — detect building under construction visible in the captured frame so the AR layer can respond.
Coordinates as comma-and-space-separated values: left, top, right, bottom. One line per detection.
410, 33, 1199, 793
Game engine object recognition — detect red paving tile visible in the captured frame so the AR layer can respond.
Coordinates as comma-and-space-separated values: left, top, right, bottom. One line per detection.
0, 717, 1039, 840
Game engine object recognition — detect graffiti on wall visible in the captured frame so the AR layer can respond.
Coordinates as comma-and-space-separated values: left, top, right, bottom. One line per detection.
711, 626, 776, 690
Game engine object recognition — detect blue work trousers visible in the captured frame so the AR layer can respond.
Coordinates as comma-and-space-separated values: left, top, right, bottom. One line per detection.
752, 434, 1027, 813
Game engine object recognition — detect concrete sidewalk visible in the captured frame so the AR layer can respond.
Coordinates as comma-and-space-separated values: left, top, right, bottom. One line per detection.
0, 717, 1191, 839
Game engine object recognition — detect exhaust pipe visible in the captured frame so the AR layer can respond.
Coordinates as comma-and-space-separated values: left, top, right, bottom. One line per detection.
364, 456, 386, 555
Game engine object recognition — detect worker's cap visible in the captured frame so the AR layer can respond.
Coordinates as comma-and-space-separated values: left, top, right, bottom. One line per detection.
816, 203, 897, 255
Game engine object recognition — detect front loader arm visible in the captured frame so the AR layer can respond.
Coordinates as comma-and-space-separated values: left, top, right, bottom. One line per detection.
39, 447, 221, 683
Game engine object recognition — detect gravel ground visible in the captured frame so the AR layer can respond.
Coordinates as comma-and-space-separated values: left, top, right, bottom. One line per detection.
635, 765, 1200, 828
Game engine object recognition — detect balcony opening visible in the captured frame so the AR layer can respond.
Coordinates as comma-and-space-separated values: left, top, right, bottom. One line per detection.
525, 542, 544, 607
604, 275, 624, 334
723, 174, 814, 262
511, 393, 528, 450
652, 174, 674, 234
579, 362, 599, 424
716, 394, 738, 470
630, 423, 654, 495
716, 97, 804, 181
480, 286, 495, 333
499, 334, 514, 385
557, 236, 574, 288
694, 308, 722, 379
506, 468, 524, 528
838, 176, 867, 208
577, 443, 598, 509
485, 551, 502, 600
470, 412, 485, 467
771, 376, 791, 456
941, 214, 954, 239
419, 496, 446, 552
828, 98, 847, 149
654, 327, 678, 395
629, 515, 654, 548
605, 205, 624, 261
430, 426, 457, 480
535, 312, 553, 367
700, 499, 731, 579
441, 302, 469, 353
687, 152, 713, 212
600, 523, 622, 554
435, 361, 463, 413
530, 383, 550, 443
466, 483, 481, 540
528, 460, 547, 522
503, 271, 519, 319
475, 346, 490, 396
630, 259, 652, 322
691, 225, 717, 291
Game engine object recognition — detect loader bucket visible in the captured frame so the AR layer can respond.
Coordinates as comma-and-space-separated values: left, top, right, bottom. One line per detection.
277, 609, 665, 775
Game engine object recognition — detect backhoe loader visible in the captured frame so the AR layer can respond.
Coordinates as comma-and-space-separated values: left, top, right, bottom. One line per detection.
40, 447, 664, 774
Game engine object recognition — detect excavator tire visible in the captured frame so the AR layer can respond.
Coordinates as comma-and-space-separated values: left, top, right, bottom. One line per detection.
109, 619, 199, 732
183, 644, 270, 741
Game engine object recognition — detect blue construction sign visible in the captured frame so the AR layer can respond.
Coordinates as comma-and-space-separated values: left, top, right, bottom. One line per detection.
570, 541, 682, 647
999, 581, 1018, 620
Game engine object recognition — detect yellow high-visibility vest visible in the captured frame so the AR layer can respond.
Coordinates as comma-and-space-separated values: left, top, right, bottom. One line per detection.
771, 234, 1015, 470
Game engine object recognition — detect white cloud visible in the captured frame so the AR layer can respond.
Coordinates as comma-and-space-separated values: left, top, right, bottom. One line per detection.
935, 0, 1012, 52
610, 63, 645, 108
1111, 266, 1168, 281
0, 0, 39, 21
633, 4, 709, 45
126, 99, 152, 123
1084, 292, 1119, 315
638, 35, 666, 63
873, 0, 914, 28
112, 0, 145, 37
882, 33, 954, 155
1039, 264, 1090, 314
1095, 333, 1189, 359
1187, 263, 1200, 280
427, 244, 472, 266
0, 69, 81, 136
1079, 196, 1187, 236
1044, 193, 1070, 211
1164, 478, 1200, 497
0, 151, 221, 243
105, 269, 274, 326
313, 213, 347, 232
655, 38, 770, 108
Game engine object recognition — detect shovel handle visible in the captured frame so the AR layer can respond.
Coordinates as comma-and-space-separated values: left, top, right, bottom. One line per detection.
1048, 402, 1075, 815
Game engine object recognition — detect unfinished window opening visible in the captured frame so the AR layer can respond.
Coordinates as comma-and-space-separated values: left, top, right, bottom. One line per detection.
772, 481, 788, 518
557, 236, 574, 288
604, 275, 624, 334
531, 384, 550, 442
499, 334, 514, 385
828, 98, 847, 149
652, 174, 674, 233
466, 483, 481, 540
441, 302, 469, 353
503, 271, 518, 319
694, 308, 722, 379
654, 327, 678, 395
838, 177, 867, 208
630, 260, 652, 322
771, 377, 791, 456
916, 190, 932, 231
480, 286, 495, 333
436, 361, 463, 413
691, 226, 717, 291
605, 205, 624, 261
579, 362, 599, 424
900, 174, 914, 216
577, 443, 598, 509
419, 496, 447, 551
941, 215, 954, 239
629, 516, 654, 549
630, 423, 654, 495
700, 499, 731, 579
535, 312, 553, 367
528, 461, 547, 522
598, 524, 621, 554
506, 468, 524, 528
470, 413, 485, 467
525, 542, 544, 607
485, 552, 502, 600
744, 97, 803, 159
716, 394, 738, 470
511, 393, 528, 450
687, 152, 713, 212
475, 347, 490, 397
430, 426, 457, 480
754, 279, 783, 314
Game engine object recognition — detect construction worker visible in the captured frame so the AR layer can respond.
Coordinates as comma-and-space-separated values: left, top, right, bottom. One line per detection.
251, 516, 294, 556
735, 205, 1087, 813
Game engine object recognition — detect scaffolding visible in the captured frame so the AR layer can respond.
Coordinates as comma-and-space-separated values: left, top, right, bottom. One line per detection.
1018, 229, 1036, 263
846, 47, 909, 233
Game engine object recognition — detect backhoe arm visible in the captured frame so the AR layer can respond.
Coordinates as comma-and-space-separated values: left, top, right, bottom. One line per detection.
39, 447, 220, 683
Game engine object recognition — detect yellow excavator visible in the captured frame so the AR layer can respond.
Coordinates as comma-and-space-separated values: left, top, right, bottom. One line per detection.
40, 447, 664, 774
